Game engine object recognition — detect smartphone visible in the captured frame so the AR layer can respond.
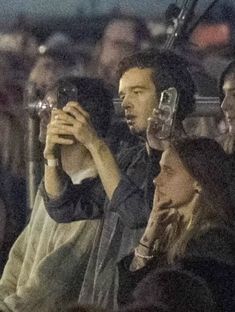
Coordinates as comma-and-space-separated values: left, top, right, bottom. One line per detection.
57, 82, 78, 109
156, 87, 179, 139
56, 81, 78, 141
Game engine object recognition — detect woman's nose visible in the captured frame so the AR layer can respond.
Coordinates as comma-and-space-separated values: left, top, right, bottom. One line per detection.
221, 96, 231, 112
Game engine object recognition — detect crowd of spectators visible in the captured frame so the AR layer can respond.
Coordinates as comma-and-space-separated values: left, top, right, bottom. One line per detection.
0, 5, 234, 312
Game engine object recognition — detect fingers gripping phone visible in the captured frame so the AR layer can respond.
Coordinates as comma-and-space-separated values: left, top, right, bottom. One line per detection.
56, 82, 78, 141
156, 87, 179, 140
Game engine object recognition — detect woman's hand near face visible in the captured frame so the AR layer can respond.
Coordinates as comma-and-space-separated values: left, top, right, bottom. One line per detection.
131, 191, 179, 271
139, 189, 178, 250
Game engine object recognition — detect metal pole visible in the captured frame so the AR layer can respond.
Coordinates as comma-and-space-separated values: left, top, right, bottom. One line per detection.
26, 115, 42, 210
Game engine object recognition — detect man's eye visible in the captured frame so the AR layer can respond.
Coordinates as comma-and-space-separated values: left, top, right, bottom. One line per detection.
133, 90, 142, 95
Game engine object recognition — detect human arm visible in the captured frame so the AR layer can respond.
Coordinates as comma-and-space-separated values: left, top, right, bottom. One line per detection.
117, 190, 179, 306
44, 103, 157, 228
103, 146, 161, 229
43, 109, 74, 199
41, 176, 106, 223
56, 102, 122, 200
42, 107, 107, 222
129, 190, 178, 271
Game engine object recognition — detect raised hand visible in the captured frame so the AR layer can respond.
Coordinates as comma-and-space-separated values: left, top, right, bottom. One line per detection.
61, 101, 99, 150
43, 109, 74, 160
146, 108, 170, 151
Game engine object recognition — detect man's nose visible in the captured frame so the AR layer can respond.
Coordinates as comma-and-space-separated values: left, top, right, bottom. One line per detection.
121, 94, 132, 110
153, 174, 161, 187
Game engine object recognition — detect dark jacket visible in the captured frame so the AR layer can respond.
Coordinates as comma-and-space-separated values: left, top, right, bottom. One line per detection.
118, 225, 235, 311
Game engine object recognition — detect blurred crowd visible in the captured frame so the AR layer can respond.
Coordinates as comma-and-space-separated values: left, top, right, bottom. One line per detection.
0, 2, 234, 311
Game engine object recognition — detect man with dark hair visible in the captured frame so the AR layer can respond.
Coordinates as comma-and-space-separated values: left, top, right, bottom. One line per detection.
117, 50, 195, 125
43, 50, 195, 309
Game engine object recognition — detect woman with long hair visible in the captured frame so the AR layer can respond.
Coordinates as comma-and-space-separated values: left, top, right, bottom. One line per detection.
218, 60, 235, 215
118, 137, 235, 310
218, 60, 235, 154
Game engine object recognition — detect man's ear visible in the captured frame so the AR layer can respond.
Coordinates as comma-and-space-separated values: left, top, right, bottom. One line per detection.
193, 181, 202, 193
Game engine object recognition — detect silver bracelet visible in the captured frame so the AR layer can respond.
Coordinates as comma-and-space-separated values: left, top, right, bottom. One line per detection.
134, 247, 154, 260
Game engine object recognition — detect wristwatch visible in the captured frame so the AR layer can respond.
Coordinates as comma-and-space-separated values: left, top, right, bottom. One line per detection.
44, 158, 59, 167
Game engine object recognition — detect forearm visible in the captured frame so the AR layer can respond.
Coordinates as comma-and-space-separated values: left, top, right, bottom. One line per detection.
130, 216, 160, 271
108, 175, 150, 228
88, 138, 121, 200
42, 177, 105, 223
130, 244, 154, 271
44, 161, 68, 199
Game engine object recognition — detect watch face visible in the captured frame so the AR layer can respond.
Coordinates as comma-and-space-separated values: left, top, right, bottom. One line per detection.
44, 158, 59, 167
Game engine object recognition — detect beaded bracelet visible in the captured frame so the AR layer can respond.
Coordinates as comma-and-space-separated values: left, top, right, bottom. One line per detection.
134, 247, 154, 260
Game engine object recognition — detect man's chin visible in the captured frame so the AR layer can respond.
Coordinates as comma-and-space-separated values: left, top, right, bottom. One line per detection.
129, 126, 146, 138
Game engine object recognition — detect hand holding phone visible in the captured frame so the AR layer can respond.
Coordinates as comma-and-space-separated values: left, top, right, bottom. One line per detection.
156, 87, 179, 140
147, 88, 179, 150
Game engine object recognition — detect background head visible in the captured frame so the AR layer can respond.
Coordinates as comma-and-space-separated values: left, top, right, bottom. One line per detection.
98, 15, 150, 87
39, 76, 113, 143
54, 76, 113, 137
26, 47, 77, 103
118, 49, 195, 123
132, 267, 216, 312
219, 61, 235, 135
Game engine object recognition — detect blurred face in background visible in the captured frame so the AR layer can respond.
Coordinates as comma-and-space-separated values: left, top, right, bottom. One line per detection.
221, 73, 235, 135
98, 19, 138, 86
28, 55, 66, 101
27, 55, 68, 143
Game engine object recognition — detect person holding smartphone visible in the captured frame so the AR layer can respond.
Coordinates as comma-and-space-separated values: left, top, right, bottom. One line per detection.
43, 50, 196, 309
